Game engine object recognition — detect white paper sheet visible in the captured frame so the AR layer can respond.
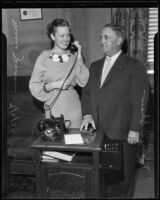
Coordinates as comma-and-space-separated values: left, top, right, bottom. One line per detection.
64, 134, 84, 145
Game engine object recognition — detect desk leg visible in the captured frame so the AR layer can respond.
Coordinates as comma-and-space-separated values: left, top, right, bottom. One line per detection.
93, 151, 100, 199
33, 150, 42, 198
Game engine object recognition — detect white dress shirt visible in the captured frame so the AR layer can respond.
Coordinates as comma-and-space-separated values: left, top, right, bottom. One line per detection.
100, 50, 122, 87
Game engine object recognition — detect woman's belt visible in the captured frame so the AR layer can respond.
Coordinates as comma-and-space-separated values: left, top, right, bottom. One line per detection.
54, 86, 74, 91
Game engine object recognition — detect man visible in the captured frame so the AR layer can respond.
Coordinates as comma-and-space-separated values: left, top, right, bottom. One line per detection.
80, 24, 149, 198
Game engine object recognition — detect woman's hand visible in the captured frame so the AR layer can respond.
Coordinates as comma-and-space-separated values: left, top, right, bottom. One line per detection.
51, 79, 66, 89
73, 40, 82, 58
62, 79, 72, 89
46, 79, 72, 91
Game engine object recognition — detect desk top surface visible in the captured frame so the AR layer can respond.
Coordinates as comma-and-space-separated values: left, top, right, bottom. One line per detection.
30, 128, 105, 152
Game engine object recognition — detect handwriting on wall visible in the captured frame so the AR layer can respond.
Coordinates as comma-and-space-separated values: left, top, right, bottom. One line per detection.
8, 19, 23, 135
11, 18, 24, 78
8, 102, 20, 136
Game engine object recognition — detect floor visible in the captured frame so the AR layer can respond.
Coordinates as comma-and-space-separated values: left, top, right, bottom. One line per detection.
133, 160, 155, 199
3, 160, 155, 199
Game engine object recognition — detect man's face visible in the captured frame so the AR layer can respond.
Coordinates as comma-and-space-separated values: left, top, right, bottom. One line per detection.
100, 27, 122, 57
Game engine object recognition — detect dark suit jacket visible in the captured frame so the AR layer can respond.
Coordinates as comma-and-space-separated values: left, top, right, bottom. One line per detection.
81, 52, 150, 140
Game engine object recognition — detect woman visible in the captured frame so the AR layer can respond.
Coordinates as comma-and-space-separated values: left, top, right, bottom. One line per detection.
29, 18, 89, 128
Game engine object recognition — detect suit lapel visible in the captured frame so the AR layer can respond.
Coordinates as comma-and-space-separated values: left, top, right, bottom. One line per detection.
95, 57, 105, 90
100, 52, 126, 88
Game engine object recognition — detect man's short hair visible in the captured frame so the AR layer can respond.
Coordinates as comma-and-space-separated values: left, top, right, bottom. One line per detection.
104, 23, 126, 46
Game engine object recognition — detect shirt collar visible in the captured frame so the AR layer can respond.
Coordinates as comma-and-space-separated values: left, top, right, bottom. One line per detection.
106, 50, 122, 63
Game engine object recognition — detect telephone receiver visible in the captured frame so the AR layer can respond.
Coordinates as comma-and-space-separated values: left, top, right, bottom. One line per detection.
68, 34, 78, 54
37, 114, 71, 141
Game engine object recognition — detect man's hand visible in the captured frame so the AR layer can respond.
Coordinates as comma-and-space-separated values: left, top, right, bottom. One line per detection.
80, 115, 96, 131
127, 130, 140, 145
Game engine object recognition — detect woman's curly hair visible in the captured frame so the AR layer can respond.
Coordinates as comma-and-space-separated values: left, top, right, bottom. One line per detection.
47, 18, 71, 49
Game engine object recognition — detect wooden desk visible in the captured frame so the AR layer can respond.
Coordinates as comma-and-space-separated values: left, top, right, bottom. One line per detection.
30, 128, 104, 199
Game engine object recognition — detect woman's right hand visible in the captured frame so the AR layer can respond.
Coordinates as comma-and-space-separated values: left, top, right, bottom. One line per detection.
47, 79, 72, 90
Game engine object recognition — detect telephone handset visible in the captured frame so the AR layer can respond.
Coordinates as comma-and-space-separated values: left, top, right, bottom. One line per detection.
68, 34, 78, 54
37, 114, 71, 141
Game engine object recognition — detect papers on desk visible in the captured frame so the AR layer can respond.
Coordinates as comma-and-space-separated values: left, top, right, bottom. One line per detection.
42, 151, 76, 162
41, 154, 59, 163
64, 134, 84, 145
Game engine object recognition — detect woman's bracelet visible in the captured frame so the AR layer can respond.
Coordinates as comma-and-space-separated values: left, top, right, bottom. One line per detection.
43, 82, 49, 93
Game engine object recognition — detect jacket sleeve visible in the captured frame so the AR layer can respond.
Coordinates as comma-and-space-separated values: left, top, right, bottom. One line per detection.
130, 60, 150, 133
74, 57, 89, 87
29, 51, 56, 102
81, 63, 94, 116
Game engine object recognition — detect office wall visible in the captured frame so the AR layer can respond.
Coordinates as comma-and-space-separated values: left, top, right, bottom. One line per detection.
2, 9, 66, 76
70, 8, 111, 67
2, 8, 111, 76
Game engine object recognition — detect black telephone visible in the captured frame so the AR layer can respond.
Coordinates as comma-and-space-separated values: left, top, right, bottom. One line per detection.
68, 34, 78, 54
37, 114, 71, 141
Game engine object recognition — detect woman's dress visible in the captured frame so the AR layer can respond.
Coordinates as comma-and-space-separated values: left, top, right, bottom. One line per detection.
29, 50, 89, 128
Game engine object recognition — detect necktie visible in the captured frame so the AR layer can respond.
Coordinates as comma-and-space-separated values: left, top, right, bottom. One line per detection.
101, 57, 112, 87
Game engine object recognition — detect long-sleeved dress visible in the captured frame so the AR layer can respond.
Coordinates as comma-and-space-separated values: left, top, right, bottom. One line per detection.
29, 50, 89, 128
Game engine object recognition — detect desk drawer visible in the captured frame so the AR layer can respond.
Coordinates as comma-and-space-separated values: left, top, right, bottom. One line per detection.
41, 154, 93, 168
40, 156, 94, 198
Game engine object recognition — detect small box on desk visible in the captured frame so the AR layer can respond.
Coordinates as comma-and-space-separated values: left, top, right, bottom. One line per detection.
100, 137, 123, 170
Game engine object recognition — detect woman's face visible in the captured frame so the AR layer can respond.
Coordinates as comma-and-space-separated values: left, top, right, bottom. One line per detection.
52, 26, 71, 51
